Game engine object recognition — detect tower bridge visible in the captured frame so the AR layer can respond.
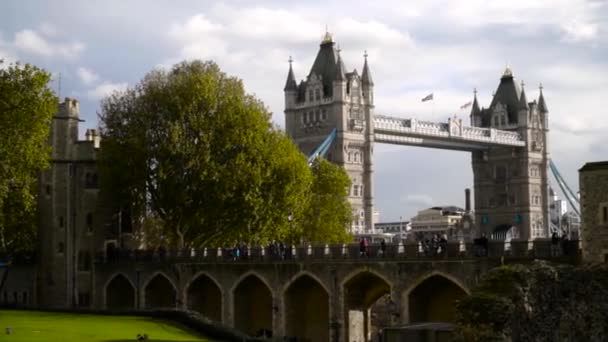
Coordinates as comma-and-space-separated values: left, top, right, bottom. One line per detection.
285, 32, 551, 240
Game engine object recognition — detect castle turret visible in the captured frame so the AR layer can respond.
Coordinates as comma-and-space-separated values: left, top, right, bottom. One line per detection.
517, 81, 529, 126
361, 51, 374, 105
470, 89, 481, 126
284, 33, 375, 233
284, 57, 298, 106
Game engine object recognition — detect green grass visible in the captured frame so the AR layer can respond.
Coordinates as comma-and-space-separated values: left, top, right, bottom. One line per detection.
0, 310, 214, 341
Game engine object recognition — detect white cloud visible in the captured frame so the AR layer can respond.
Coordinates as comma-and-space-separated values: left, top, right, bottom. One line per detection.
87, 81, 128, 100
561, 20, 598, 42
39, 22, 59, 37
14, 29, 84, 58
401, 194, 434, 208
76, 67, 99, 85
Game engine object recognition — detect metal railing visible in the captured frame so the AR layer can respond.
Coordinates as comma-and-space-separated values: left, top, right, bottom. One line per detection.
95, 239, 581, 264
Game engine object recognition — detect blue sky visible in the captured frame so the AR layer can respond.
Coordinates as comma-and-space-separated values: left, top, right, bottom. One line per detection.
2, 0, 607, 221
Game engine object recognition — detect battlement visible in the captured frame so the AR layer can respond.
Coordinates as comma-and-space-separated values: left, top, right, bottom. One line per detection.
57, 97, 80, 118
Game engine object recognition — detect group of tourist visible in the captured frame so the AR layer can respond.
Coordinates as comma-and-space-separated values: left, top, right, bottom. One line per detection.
420, 234, 449, 256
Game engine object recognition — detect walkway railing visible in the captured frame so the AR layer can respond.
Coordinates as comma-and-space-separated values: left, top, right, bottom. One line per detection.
95, 239, 580, 264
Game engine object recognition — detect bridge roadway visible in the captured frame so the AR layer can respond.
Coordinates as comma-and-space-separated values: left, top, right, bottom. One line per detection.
373, 115, 526, 151
97, 239, 579, 342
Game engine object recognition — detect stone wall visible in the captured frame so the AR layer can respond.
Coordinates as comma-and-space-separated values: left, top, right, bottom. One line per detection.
580, 161, 608, 263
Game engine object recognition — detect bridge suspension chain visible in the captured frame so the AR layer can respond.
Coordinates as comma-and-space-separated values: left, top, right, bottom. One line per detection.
307, 128, 337, 165
549, 159, 580, 217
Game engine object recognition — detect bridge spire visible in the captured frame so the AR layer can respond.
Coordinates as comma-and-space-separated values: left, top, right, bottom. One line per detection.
471, 88, 481, 118
518, 80, 528, 110
362, 50, 374, 87
284, 56, 297, 91
538, 83, 548, 113
335, 48, 345, 81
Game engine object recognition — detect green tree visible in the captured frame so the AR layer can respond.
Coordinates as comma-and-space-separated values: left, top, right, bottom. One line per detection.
454, 262, 608, 341
298, 158, 352, 244
0, 61, 57, 253
99, 60, 312, 248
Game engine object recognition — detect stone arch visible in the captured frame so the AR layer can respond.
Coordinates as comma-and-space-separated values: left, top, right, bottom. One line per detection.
342, 269, 393, 342
185, 272, 223, 322
403, 271, 470, 324
142, 271, 177, 309
232, 272, 273, 337
105, 273, 135, 310
283, 272, 330, 342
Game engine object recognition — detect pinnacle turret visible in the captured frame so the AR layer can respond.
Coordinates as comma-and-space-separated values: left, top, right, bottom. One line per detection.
361, 51, 373, 86
538, 84, 548, 113
518, 80, 528, 110
471, 88, 481, 117
335, 50, 345, 82
284, 57, 297, 91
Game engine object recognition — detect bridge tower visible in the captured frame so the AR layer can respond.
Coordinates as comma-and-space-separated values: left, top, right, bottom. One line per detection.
470, 68, 550, 240
284, 32, 375, 234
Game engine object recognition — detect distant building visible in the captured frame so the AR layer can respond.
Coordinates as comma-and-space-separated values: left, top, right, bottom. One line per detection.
549, 187, 568, 232
579, 161, 608, 263
373, 221, 411, 242
410, 206, 466, 241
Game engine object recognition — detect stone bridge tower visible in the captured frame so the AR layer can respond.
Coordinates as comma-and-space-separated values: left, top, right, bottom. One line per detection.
284, 32, 374, 234
470, 68, 550, 240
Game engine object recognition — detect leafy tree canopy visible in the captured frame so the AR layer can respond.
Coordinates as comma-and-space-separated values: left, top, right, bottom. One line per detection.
298, 158, 352, 244
455, 261, 608, 341
0, 60, 57, 253
100, 60, 354, 248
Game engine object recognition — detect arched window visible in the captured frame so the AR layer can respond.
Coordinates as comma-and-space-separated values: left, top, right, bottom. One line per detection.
86, 213, 93, 232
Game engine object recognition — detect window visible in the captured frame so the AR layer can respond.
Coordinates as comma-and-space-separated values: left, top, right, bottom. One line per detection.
495, 165, 506, 181
500, 116, 506, 126
85, 173, 99, 188
86, 213, 93, 232
321, 110, 327, 121
315, 88, 321, 101
308, 90, 313, 102
602, 205, 608, 224
58, 216, 64, 228
57, 242, 64, 254
78, 293, 91, 307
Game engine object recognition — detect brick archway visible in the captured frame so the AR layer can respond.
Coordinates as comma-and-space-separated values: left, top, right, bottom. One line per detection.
186, 272, 223, 322
105, 273, 135, 310
142, 272, 177, 309
232, 273, 273, 337
404, 271, 469, 323
342, 270, 392, 342
283, 273, 330, 341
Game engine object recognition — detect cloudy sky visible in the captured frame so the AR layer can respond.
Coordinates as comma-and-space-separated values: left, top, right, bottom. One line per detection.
2, 0, 607, 221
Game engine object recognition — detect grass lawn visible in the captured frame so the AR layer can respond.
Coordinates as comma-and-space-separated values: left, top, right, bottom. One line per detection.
0, 310, 214, 341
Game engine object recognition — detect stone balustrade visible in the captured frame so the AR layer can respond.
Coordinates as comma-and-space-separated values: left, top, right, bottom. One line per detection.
373, 115, 525, 147
96, 239, 580, 264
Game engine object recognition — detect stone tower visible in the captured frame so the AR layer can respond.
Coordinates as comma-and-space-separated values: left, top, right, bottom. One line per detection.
284, 33, 375, 233
38, 98, 101, 307
470, 68, 550, 240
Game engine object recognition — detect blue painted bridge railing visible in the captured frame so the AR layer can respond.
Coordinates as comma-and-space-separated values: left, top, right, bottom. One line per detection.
96, 239, 581, 264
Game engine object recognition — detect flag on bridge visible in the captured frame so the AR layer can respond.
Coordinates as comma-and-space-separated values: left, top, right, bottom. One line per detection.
421, 93, 434, 102
460, 101, 473, 110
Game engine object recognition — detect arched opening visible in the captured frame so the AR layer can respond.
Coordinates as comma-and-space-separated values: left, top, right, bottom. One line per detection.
144, 273, 176, 309
408, 274, 468, 323
285, 274, 329, 342
187, 274, 222, 322
106, 274, 135, 310
343, 271, 392, 342
233, 274, 273, 337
